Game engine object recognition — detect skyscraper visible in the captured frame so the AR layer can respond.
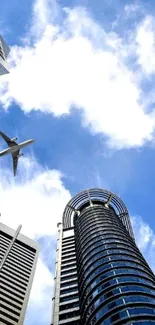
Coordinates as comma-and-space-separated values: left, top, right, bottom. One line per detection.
0, 35, 10, 76
51, 188, 155, 325
0, 221, 39, 325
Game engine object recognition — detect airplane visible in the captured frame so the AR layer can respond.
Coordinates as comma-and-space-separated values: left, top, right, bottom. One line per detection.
0, 130, 35, 176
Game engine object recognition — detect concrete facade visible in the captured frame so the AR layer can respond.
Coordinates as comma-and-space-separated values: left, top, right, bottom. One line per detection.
0, 222, 39, 325
51, 225, 80, 325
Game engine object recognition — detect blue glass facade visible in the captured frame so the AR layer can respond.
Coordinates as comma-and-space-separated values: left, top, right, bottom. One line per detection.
74, 200, 155, 325
52, 189, 155, 325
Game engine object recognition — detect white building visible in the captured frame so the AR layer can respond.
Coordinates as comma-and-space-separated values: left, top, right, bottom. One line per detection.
0, 222, 39, 325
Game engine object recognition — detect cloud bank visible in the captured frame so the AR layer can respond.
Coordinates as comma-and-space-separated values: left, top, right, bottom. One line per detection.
1, 0, 155, 148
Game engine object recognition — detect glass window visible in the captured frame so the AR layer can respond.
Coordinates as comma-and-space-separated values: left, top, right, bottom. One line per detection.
61, 263, 77, 270
100, 310, 129, 324
60, 280, 78, 288
129, 307, 155, 316
83, 243, 142, 263
91, 296, 155, 324
120, 310, 129, 318
60, 294, 79, 302
124, 295, 155, 304
110, 313, 120, 322
61, 269, 77, 275
82, 238, 126, 255
83, 281, 155, 313
60, 286, 78, 295
134, 320, 155, 325
117, 276, 153, 286
59, 310, 80, 320
108, 301, 117, 309
59, 301, 79, 311
80, 265, 154, 291
84, 259, 146, 282
61, 274, 77, 282
84, 249, 142, 272
102, 319, 111, 325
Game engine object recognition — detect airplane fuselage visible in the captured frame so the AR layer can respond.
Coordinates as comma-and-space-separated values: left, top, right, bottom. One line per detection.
0, 139, 34, 157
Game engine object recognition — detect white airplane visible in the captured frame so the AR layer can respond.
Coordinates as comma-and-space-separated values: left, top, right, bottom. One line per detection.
0, 130, 35, 176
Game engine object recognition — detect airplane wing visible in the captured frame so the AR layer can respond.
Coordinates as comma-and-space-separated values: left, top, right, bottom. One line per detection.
12, 150, 19, 176
0, 130, 17, 147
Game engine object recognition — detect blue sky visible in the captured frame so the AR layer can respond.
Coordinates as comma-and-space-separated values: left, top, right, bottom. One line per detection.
0, 0, 155, 324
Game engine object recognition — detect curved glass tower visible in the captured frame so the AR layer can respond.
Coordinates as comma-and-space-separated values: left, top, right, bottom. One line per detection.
51, 189, 155, 325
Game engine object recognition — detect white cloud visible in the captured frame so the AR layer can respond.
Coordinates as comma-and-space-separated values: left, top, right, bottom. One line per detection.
136, 16, 155, 74
132, 216, 155, 272
124, 4, 140, 16
1, 0, 155, 148
0, 155, 71, 325
24, 257, 54, 325
30, 0, 60, 40
0, 156, 71, 238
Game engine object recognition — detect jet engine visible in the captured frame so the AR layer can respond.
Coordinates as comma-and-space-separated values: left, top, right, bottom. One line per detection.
17, 153, 24, 158
11, 137, 17, 142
